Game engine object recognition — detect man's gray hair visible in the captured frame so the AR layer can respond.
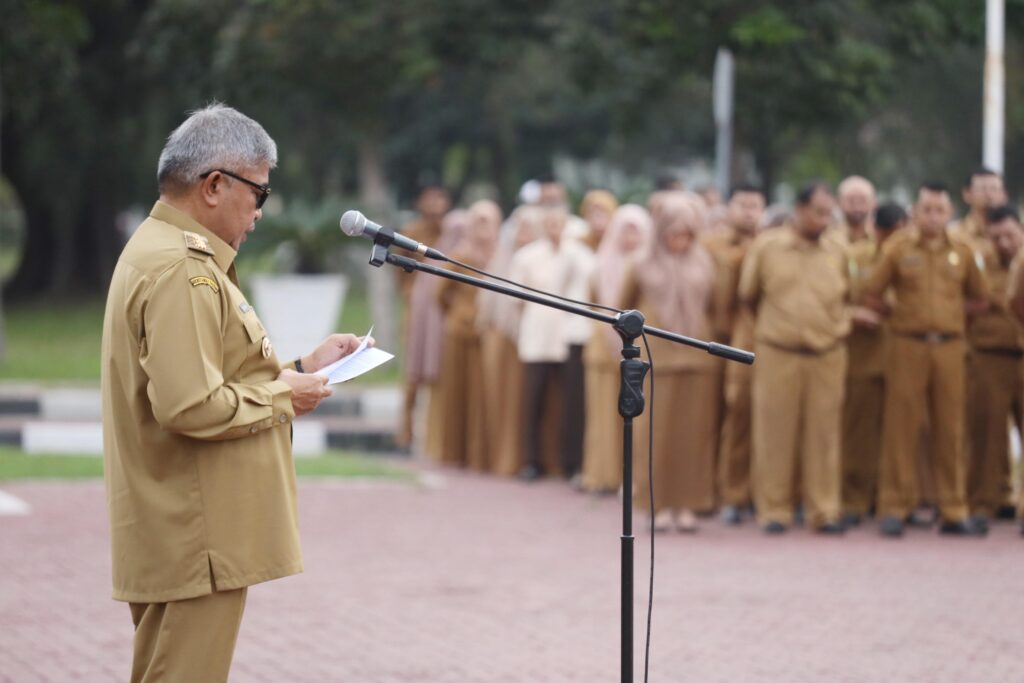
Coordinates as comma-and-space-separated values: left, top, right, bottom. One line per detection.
157, 103, 277, 191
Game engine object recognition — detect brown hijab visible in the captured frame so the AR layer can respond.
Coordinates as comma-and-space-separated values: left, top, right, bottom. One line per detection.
637, 192, 715, 336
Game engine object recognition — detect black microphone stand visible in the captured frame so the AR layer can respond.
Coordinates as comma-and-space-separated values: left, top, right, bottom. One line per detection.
369, 243, 754, 682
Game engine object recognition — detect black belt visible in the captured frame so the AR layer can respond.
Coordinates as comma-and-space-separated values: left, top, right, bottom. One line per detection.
760, 340, 841, 356
976, 347, 1024, 358
896, 331, 962, 344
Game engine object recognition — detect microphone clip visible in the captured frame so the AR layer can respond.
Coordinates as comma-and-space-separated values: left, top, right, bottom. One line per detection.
369, 243, 390, 268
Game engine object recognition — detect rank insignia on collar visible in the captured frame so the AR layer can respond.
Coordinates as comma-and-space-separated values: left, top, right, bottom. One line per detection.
239, 302, 252, 314
184, 231, 215, 256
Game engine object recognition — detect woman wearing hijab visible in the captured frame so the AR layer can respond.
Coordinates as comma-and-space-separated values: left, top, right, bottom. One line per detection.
619, 192, 721, 532
477, 206, 546, 476
580, 189, 620, 252
426, 201, 501, 468
581, 205, 654, 494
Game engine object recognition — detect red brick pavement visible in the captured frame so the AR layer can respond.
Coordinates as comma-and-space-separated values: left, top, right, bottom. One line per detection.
1, 468, 1023, 682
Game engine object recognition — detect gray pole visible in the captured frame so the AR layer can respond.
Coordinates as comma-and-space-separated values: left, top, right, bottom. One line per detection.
984, 0, 1005, 173
713, 48, 735, 196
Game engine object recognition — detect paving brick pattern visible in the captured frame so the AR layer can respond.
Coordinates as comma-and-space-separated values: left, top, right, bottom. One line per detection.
2, 468, 1023, 682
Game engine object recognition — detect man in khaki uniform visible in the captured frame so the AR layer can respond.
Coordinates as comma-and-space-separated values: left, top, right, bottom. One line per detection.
739, 182, 850, 534
102, 105, 366, 682
865, 182, 989, 537
841, 203, 906, 524
950, 168, 1006, 245
835, 175, 877, 245
702, 183, 766, 525
967, 205, 1024, 526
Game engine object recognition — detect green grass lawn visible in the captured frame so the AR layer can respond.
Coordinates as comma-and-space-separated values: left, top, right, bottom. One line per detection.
0, 300, 105, 382
0, 287, 400, 384
0, 446, 412, 481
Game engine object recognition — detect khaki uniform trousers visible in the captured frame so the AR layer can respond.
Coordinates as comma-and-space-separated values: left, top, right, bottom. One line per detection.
841, 374, 884, 516
877, 336, 969, 522
129, 587, 247, 683
717, 361, 753, 507
752, 343, 845, 528
966, 350, 1023, 516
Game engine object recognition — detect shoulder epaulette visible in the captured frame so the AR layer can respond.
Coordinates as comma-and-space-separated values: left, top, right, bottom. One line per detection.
183, 231, 215, 256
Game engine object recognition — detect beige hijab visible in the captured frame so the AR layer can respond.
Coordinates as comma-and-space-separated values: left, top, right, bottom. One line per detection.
476, 205, 544, 339
637, 192, 715, 336
595, 204, 654, 308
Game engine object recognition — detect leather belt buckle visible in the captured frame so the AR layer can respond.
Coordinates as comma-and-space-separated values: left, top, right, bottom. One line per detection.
924, 332, 943, 344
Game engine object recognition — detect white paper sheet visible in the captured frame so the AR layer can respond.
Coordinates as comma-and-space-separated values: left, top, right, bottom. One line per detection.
315, 327, 394, 384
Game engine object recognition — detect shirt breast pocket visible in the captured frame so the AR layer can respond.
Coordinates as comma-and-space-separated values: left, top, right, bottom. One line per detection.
897, 256, 925, 289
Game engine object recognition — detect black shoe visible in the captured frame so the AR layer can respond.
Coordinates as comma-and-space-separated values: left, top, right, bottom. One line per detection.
968, 515, 990, 535
518, 464, 544, 482
816, 521, 846, 535
996, 505, 1018, 521
939, 519, 988, 537
720, 505, 742, 526
842, 512, 863, 527
879, 516, 904, 537
763, 521, 787, 535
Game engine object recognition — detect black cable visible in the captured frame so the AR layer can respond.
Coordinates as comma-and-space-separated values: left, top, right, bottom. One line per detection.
447, 256, 623, 314
641, 331, 655, 683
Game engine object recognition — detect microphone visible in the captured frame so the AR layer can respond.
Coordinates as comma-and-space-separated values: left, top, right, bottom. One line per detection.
340, 210, 447, 261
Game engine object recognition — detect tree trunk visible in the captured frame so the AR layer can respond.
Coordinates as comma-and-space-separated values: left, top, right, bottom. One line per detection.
357, 133, 397, 351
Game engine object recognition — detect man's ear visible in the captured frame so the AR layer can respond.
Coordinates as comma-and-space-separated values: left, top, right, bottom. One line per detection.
200, 172, 223, 208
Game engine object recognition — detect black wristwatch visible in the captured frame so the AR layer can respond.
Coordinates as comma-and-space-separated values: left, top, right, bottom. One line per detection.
294, 357, 305, 373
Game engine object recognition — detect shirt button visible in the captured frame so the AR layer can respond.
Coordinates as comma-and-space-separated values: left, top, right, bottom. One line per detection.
250, 426, 258, 434
279, 414, 288, 423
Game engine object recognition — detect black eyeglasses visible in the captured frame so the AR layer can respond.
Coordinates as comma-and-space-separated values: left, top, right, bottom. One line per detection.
200, 169, 271, 209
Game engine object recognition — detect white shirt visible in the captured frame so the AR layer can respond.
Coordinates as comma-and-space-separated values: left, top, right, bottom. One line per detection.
509, 237, 595, 362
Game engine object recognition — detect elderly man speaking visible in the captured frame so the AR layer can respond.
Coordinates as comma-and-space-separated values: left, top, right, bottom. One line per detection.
101, 104, 364, 682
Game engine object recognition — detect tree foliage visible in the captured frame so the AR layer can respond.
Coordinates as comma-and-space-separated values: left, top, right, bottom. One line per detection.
0, 0, 1017, 298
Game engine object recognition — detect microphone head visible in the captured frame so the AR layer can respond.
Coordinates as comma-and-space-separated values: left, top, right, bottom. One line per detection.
340, 210, 367, 237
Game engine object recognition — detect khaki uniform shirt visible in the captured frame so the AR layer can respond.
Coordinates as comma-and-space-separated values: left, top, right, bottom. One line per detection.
738, 226, 851, 353
846, 237, 889, 377
865, 228, 988, 336
950, 214, 996, 267
969, 255, 1022, 350
101, 201, 301, 603
702, 228, 755, 344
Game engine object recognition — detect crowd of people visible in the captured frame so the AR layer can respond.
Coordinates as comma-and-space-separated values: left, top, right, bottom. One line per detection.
394, 169, 1024, 539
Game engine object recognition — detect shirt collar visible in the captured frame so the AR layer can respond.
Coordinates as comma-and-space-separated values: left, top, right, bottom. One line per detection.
149, 200, 237, 272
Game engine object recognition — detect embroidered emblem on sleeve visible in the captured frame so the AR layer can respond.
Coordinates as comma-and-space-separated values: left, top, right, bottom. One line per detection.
189, 276, 220, 293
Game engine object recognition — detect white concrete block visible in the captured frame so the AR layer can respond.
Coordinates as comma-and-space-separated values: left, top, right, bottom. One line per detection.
360, 386, 401, 420
292, 421, 327, 457
22, 422, 103, 454
22, 420, 326, 456
40, 389, 102, 421
0, 490, 30, 515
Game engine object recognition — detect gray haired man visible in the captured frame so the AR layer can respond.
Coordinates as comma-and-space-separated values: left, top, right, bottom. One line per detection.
101, 104, 365, 681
